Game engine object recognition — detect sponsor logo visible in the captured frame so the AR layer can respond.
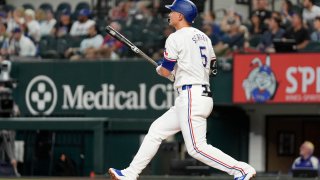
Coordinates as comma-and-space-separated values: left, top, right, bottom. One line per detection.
242, 56, 278, 103
25, 75, 57, 115
26, 76, 176, 115
62, 83, 176, 110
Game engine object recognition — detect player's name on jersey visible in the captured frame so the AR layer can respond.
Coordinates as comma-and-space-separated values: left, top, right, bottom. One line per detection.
62, 83, 177, 111
192, 33, 209, 43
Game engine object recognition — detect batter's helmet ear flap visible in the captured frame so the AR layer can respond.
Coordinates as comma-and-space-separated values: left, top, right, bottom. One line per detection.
165, 0, 198, 23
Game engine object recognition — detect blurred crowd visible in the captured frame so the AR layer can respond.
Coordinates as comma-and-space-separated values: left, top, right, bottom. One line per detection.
0, 0, 319, 61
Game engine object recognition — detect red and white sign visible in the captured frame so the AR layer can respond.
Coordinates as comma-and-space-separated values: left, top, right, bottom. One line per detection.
233, 53, 320, 103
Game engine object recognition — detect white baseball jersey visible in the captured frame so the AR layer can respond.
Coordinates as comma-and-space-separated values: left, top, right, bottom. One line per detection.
163, 27, 216, 88
117, 27, 255, 180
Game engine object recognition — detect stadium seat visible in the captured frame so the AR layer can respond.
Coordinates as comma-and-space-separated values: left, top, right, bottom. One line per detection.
3, 4, 15, 12
39, 3, 53, 12
75, 2, 90, 12
56, 2, 71, 13
56, 37, 70, 57
38, 35, 59, 58
22, 3, 35, 10
292, 5, 302, 14
96, 19, 107, 36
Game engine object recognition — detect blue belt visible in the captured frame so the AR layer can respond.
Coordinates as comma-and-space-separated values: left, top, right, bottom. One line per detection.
182, 85, 193, 90
181, 85, 212, 97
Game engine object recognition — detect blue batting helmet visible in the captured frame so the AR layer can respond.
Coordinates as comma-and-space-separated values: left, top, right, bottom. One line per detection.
165, 0, 198, 23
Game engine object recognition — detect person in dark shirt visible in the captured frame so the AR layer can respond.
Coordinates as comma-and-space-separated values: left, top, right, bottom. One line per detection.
311, 16, 320, 41
221, 17, 244, 50
51, 10, 72, 37
281, 0, 294, 25
54, 153, 77, 176
284, 13, 310, 50
251, 0, 272, 24
250, 13, 267, 35
258, 16, 285, 52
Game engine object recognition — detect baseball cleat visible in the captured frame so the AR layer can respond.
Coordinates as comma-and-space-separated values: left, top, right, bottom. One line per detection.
234, 172, 256, 180
108, 168, 126, 180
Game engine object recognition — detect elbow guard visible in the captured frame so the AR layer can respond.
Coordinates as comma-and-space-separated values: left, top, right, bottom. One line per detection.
210, 59, 218, 76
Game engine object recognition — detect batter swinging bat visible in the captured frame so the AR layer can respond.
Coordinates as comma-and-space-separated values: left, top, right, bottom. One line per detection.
105, 25, 174, 82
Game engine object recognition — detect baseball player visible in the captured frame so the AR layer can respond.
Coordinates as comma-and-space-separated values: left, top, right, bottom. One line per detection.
109, 0, 256, 180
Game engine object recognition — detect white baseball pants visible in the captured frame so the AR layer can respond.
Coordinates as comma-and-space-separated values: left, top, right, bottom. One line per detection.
123, 85, 247, 179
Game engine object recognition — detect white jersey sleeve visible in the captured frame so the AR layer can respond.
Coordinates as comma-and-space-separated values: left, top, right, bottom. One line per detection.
169, 27, 213, 88
164, 35, 178, 61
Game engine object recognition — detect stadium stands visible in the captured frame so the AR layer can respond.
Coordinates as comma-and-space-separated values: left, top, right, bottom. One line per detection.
1, 0, 320, 61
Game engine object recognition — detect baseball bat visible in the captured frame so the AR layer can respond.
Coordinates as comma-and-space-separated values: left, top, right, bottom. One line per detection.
105, 25, 174, 81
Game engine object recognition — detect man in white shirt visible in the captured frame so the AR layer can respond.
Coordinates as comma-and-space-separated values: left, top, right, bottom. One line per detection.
79, 25, 103, 52
40, 10, 57, 36
8, 27, 36, 57
65, 24, 103, 60
70, 9, 95, 36
24, 9, 41, 42
302, 0, 320, 22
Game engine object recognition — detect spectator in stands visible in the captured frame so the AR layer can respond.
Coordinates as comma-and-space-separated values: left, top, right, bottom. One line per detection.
311, 16, 320, 41
109, 2, 129, 21
271, 11, 285, 29
215, 17, 244, 55
223, 18, 245, 49
284, 13, 310, 50
302, 0, 320, 24
250, 13, 266, 35
203, 22, 217, 45
202, 12, 222, 45
153, 26, 175, 60
24, 9, 41, 42
251, 0, 271, 24
6, 27, 36, 57
51, 10, 72, 37
258, 16, 285, 52
281, 0, 294, 25
96, 21, 125, 60
35, 9, 46, 22
6, 8, 24, 33
221, 9, 248, 41
0, 12, 6, 24
65, 24, 103, 60
292, 141, 319, 170
0, 23, 9, 58
0, 23, 9, 44
70, 9, 95, 36
40, 10, 56, 37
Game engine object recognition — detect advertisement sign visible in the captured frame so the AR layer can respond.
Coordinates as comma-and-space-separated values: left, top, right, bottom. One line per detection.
233, 53, 320, 103
11, 60, 233, 118
12, 61, 176, 118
